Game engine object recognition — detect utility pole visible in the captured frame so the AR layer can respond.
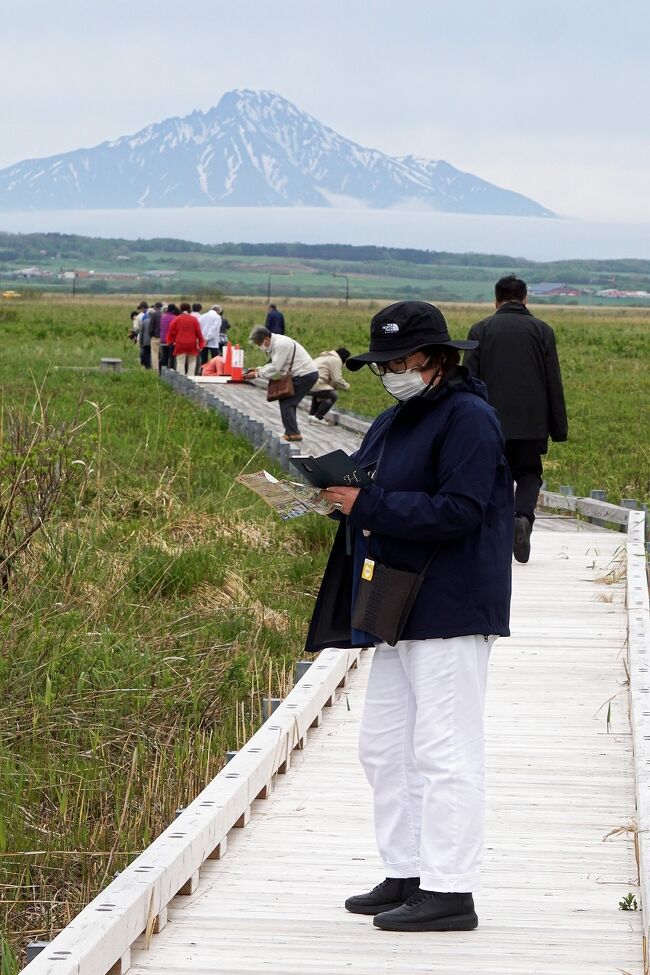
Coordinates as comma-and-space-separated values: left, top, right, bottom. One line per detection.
333, 272, 349, 304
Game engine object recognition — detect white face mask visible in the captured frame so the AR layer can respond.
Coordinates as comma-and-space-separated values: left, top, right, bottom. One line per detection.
381, 367, 430, 401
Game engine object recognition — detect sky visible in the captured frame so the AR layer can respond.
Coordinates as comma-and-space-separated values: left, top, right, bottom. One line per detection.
2, 0, 650, 222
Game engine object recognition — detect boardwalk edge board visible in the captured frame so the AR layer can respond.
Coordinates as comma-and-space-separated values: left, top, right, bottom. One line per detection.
22, 648, 362, 975
626, 510, 650, 956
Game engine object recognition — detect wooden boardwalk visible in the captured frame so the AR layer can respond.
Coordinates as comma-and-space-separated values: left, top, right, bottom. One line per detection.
123, 525, 643, 975
186, 375, 365, 456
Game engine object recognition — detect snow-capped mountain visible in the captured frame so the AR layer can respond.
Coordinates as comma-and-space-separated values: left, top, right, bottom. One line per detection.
0, 90, 554, 216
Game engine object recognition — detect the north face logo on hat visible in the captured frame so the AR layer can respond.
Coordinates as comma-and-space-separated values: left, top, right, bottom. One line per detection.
382, 323, 400, 333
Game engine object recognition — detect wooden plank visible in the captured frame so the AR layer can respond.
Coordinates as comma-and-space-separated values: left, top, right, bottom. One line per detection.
538, 489, 631, 527
538, 489, 578, 511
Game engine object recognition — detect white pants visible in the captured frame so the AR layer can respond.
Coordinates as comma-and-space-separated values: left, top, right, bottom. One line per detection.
358, 635, 493, 893
150, 336, 161, 373
176, 353, 197, 376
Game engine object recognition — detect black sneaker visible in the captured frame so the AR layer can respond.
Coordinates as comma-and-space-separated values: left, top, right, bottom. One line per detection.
513, 515, 532, 564
373, 889, 478, 931
345, 877, 420, 916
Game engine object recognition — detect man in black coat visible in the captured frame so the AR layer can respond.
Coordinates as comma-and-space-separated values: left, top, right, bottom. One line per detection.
463, 275, 568, 563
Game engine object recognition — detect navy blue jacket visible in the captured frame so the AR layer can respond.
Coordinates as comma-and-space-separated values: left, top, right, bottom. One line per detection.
305, 368, 513, 651
265, 309, 285, 335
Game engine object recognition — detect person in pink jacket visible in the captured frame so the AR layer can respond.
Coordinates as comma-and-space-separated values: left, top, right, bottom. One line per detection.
167, 302, 205, 375
200, 355, 225, 376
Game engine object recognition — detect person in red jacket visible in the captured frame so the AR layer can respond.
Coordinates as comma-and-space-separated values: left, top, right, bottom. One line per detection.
167, 302, 205, 375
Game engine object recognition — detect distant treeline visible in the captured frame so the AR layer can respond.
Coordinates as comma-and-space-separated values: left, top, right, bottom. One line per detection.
0, 231, 530, 266
2, 231, 650, 278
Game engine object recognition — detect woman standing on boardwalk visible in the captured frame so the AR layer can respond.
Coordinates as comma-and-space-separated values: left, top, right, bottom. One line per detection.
306, 301, 513, 932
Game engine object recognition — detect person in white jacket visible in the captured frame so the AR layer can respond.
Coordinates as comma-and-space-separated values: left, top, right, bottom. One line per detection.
246, 326, 318, 442
309, 347, 351, 422
199, 306, 223, 365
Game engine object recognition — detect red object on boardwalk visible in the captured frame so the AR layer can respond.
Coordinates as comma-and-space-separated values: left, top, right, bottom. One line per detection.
231, 344, 244, 382
223, 341, 233, 375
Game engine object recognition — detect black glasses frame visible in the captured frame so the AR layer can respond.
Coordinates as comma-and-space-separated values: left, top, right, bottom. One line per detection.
369, 353, 425, 376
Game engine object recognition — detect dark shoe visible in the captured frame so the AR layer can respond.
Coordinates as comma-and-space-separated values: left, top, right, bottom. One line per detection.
282, 433, 302, 442
513, 515, 532, 564
374, 889, 478, 932
345, 876, 420, 916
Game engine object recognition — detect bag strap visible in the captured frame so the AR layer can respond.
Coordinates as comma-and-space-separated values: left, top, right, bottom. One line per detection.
287, 341, 296, 373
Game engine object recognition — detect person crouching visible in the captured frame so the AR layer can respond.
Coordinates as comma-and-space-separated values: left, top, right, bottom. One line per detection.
245, 326, 318, 443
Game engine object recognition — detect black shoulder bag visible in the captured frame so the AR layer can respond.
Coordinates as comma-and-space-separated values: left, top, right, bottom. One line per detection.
351, 544, 439, 648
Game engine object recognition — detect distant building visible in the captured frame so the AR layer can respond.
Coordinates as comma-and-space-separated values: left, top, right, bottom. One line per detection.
528, 282, 586, 297
595, 289, 650, 299
59, 269, 93, 279
16, 267, 52, 278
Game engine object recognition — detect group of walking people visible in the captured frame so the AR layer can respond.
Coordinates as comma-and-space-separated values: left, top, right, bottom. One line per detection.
129, 300, 230, 374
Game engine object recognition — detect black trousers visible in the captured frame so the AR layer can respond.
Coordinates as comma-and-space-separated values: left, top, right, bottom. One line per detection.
200, 346, 220, 366
504, 440, 544, 524
310, 390, 337, 419
160, 344, 173, 370
278, 371, 319, 436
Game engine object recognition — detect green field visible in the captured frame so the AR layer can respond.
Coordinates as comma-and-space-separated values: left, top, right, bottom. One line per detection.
0, 298, 648, 967
4, 232, 650, 304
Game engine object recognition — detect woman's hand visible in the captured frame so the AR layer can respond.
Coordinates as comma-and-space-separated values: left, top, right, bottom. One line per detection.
322, 486, 361, 515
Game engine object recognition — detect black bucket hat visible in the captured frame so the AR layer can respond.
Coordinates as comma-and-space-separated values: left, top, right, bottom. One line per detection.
346, 301, 478, 372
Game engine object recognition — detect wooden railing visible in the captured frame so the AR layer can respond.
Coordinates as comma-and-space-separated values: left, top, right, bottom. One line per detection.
22, 647, 363, 974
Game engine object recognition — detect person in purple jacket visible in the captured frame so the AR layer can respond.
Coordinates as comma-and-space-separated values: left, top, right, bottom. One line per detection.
307, 301, 513, 934
159, 303, 180, 371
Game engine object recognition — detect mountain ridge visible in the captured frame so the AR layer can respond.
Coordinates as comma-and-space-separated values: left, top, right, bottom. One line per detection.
0, 89, 554, 217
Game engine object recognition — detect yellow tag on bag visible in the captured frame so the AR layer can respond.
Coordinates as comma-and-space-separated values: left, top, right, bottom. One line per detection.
362, 558, 375, 582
